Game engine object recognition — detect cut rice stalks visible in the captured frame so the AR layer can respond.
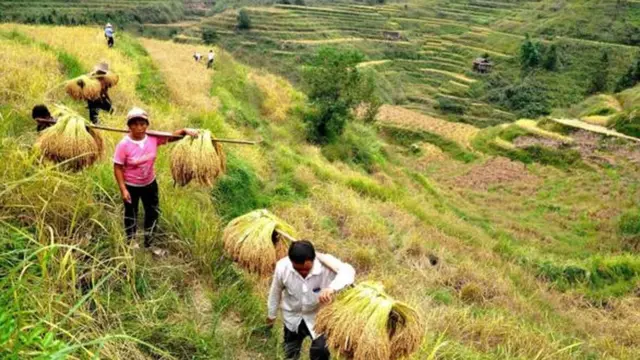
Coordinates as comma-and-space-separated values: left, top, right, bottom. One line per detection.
91, 71, 119, 89
316, 281, 424, 360
64, 75, 102, 101
222, 209, 295, 275
170, 130, 226, 187
35, 104, 103, 171
64, 71, 118, 101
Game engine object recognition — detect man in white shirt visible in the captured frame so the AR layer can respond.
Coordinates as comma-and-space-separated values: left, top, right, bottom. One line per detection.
267, 240, 356, 360
207, 50, 214, 69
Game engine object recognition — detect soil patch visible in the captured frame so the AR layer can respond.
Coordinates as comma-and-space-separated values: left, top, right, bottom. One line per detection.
453, 156, 538, 191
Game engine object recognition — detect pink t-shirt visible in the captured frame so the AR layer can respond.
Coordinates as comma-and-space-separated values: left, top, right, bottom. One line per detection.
113, 135, 168, 186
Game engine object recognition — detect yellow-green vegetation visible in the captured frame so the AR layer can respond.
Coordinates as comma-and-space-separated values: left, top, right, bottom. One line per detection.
514, 119, 573, 143
316, 281, 424, 360
2, 21, 640, 360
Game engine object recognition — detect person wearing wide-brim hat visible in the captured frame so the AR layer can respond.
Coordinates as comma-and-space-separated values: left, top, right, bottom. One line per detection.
104, 23, 115, 48
113, 107, 198, 253
87, 62, 114, 124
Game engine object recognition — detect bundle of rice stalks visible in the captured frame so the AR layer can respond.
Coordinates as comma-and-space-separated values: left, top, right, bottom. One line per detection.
92, 72, 119, 89
316, 281, 424, 360
170, 130, 226, 186
222, 209, 296, 274
64, 75, 102, 101
35, 105, 103, 171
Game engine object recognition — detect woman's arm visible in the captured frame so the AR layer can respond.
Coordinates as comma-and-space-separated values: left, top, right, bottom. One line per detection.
167, 128, 199, 143
114, 164, 131, 203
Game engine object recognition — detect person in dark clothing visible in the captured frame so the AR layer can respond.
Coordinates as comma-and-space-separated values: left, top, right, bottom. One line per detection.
32, 104, 54, 132
87, 62, 113, 124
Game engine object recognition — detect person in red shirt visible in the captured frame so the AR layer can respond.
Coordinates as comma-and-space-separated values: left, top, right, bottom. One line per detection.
113, 107, 197, 250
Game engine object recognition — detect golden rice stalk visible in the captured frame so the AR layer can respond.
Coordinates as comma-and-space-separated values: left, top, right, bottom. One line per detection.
222, 209, 296, 275
92, 72, 119, 88
170, 130, 226, 187
35, 105, 103, 171
64, 75, 102, 101
316, 281, 424, 360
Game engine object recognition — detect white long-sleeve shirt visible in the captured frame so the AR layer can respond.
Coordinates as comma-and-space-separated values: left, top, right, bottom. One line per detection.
267, 253, 355, 339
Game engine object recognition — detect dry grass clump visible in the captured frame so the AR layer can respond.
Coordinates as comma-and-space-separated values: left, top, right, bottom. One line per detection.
222, 209, 296, 274
35, 104, 103, 170
170, 130, 226, 187
316, 281, 424, 360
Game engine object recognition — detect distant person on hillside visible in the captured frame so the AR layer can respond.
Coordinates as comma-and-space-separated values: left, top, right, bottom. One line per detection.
104, 23, 115, 48
32, 104, 54, 132
266, 240, 355, 360
113, 107, 198, 254
194, 51, 202, 62
87, 62, 114, 124
207, 50, 214, 69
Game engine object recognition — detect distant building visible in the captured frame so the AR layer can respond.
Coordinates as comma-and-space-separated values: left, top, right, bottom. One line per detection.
472, 57, 493, 73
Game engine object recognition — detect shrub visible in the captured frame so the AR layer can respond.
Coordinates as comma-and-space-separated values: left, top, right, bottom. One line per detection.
617, 209, 640, 250
237, 9, 251, 30
201, 27, 218, 44
436, 96, 467, 115
321, 122, 386, 173
612, 110, 640, 138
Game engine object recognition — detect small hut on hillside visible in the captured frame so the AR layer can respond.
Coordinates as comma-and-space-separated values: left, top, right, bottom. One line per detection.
472, 57, 493, 73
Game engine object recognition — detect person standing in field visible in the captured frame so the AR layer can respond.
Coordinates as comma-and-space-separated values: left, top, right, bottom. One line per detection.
113, 107, 198, 253
194, 51, 202, 62
267, 240, 355, 360
104, 23, 115, 48
207, 49, 214, 69
87, 62, 114, 124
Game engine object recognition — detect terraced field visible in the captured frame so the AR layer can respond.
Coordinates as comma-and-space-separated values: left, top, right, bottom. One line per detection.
0, 0, 186, 24
165, 2, 542, 128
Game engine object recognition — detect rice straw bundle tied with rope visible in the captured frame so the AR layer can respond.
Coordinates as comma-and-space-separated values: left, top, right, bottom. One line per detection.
35, 104, 104, 171
222, 209, 295, 274
316, 281, 424, 360
170, 130, 226, 187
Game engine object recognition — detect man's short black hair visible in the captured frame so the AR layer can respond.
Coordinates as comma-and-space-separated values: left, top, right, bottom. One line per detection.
32, 104, 51, 119
288, 240, 316, 264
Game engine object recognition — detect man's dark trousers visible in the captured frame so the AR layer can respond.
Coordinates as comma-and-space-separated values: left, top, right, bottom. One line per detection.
283, 321, 329, 360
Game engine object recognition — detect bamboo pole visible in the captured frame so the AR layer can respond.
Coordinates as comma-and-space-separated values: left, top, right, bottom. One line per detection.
34, 118, 261, 145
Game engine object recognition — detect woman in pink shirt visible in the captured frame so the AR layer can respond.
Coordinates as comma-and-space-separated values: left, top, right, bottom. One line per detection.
113, 107, 197, 249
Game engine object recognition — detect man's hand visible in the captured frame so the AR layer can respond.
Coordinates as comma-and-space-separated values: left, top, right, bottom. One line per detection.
319, 288, 335, 304
265, 317, 276, 328
121, 188, 131, 204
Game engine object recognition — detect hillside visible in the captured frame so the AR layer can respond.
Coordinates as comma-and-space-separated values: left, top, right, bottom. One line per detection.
168, 0, 638, 131
1, 18, 640, 360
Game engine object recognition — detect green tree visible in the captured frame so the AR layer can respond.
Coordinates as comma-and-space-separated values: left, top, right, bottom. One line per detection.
588, 51, 610, 94
615, 66, 635, 92
201, 27, 218, 44
303, 47, 376, 143
237, 8, 251, 30
520, 34, 542, 70
543, 43, 559, 71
